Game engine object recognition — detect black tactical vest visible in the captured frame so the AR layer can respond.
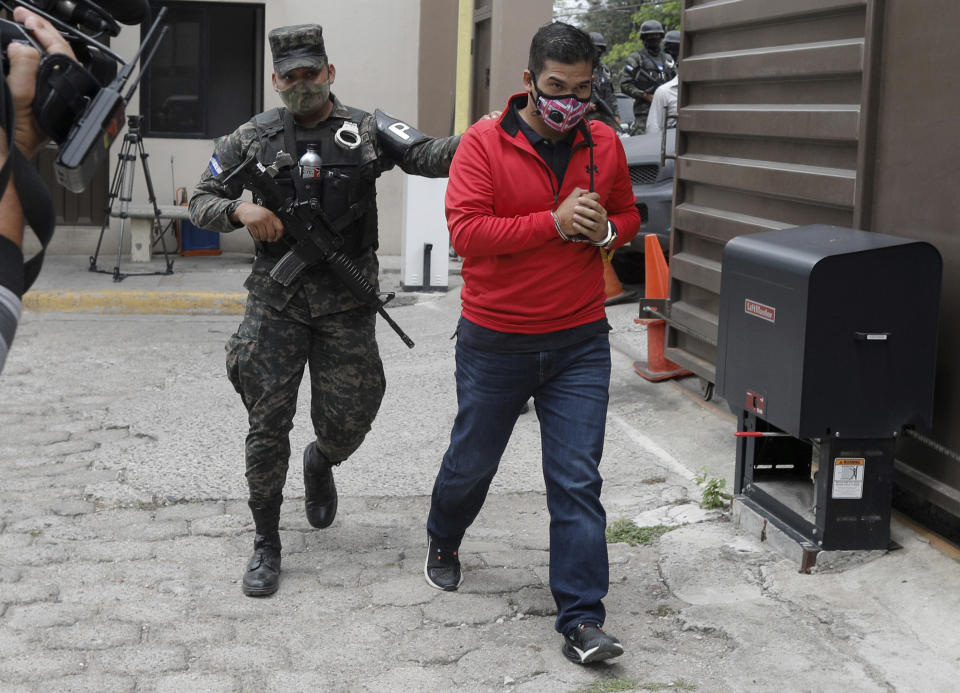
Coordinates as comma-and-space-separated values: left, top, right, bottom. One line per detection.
251, 107, 379, 259
635, 49, 677, 92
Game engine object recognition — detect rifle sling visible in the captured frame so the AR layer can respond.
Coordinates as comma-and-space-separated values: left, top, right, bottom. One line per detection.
328, 189, 374, 234
282, 109, 310, 203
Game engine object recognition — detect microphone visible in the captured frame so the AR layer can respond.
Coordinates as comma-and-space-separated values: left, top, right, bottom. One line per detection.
90, 0, 151, 25
18, 0, 150, 35
58, 0, 118, 35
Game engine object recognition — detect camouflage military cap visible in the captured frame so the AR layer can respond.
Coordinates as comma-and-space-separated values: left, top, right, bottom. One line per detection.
268, 24, 327, 75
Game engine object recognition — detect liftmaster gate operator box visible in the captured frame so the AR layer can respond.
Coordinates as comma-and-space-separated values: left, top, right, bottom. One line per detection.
716, 225, 941, 550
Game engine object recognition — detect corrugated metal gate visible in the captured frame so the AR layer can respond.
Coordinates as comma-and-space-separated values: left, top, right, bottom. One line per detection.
670, 0, 960, 525
668, 0, 877, 381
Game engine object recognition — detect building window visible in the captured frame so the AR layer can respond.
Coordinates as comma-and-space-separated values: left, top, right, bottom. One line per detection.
141, 1, 264, 138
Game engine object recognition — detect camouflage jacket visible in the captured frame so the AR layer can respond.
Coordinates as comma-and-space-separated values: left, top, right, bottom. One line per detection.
620, 49, 677, 118
189, 95, 459, 317
588, 63, 619, 130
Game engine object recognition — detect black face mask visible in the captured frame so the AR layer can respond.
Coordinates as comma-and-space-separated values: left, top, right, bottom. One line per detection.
644, 38, 662, 55
665, 46, 679, 61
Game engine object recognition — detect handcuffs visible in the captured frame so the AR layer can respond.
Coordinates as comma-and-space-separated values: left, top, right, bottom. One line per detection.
334, 121, 361, 150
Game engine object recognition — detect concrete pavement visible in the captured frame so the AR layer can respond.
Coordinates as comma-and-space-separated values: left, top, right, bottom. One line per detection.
1, 255, 959, 692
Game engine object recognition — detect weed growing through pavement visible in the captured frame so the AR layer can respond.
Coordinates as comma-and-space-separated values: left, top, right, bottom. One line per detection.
605, 519, 677, 546
693, 468, 729, 510
578, 678, 641, 693
647, 603, 678, 618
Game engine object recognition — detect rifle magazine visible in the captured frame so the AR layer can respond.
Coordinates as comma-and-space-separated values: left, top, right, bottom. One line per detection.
269, 250, 308, 286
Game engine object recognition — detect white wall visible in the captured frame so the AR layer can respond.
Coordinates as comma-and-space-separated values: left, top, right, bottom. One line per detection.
106, 0, 422, 255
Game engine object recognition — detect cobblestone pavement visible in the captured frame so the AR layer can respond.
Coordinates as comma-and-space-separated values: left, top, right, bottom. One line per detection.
1, 297, 959, 692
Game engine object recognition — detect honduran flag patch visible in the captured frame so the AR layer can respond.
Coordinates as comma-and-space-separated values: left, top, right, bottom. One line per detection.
208, 154, 224, 176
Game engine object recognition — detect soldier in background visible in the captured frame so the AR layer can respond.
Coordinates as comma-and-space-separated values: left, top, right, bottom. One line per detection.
620, 20, 676, 133
664, 29, 681, 62
586, 32, 620, 131
648, 30, 681, 134
190, 24, 459, 598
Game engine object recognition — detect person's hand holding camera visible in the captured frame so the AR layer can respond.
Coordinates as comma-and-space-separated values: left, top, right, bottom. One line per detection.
6, 8, 78, 159
2, 9, 76, 251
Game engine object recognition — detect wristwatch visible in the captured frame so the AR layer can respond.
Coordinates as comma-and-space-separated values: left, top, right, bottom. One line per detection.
603, 221, 618, 249
591, 220, 618, 249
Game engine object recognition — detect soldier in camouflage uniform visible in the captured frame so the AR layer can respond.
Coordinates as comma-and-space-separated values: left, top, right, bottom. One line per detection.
586, 32, 619, 131
620, 20, 676, 133
663, 29, 681, 62
189, 24, 459, 597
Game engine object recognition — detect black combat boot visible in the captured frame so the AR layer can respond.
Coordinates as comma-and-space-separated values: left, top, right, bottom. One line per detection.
303, 442, 338, 529
242, 497, 282, 597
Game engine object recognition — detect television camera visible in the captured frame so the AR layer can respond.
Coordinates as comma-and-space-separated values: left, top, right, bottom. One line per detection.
1, 0, 167, 193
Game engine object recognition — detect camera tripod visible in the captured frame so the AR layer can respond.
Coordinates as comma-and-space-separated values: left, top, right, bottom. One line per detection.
90, 115, 175, 281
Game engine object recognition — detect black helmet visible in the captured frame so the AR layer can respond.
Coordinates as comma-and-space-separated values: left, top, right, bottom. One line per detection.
639, 20, 665, 39
589, 31, 606, 51
664, 30, 681, 47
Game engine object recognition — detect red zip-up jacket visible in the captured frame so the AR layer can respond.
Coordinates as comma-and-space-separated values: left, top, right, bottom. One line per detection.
446, 93, 640, 334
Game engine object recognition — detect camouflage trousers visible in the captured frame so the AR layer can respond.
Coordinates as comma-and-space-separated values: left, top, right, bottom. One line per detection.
225, 289, 386, 503
630, 103, 650, 135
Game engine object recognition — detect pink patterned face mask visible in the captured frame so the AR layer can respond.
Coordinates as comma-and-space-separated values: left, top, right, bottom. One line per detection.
531, 75, 591, 133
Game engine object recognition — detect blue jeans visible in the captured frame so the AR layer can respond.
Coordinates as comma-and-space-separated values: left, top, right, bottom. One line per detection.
427, 333, 611, 633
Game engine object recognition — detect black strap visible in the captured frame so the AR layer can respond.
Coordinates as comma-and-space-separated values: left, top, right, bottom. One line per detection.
281, 108, 312, 203
0, 69, 56, 292
329, 189, 374, 233
15, 148, 56, 290
575, 119, 596, 193
281, 107, 297, 162
0, 74, 14, 198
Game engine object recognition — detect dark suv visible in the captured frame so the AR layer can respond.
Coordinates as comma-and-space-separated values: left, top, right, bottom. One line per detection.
610, 92, 676, 282
622, 128, 675, 251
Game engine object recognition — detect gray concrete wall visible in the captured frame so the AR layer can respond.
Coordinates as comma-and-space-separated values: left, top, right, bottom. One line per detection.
417, 0, 459, 137
488, 0, 553, 111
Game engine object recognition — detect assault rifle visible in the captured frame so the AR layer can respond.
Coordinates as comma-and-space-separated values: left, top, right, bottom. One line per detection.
223, 152, 415, 348
592, 96, 617, 120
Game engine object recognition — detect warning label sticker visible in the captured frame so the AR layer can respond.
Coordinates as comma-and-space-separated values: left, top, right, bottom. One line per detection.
832, 458, 865, 499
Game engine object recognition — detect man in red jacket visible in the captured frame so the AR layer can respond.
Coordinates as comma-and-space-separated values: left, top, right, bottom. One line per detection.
423, 22, 640, 664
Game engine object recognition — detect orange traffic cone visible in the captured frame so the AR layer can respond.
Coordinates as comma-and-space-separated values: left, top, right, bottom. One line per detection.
634, 234, 691, 381
644, 234, 669, 298
602, 248, 637, 306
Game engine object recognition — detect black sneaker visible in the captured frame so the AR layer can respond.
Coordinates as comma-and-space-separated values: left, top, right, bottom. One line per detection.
424, 537, 463, 591
562, 623, 624, 664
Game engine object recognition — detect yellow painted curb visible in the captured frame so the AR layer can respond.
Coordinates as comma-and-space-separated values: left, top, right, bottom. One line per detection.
23, 290, 248, 315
